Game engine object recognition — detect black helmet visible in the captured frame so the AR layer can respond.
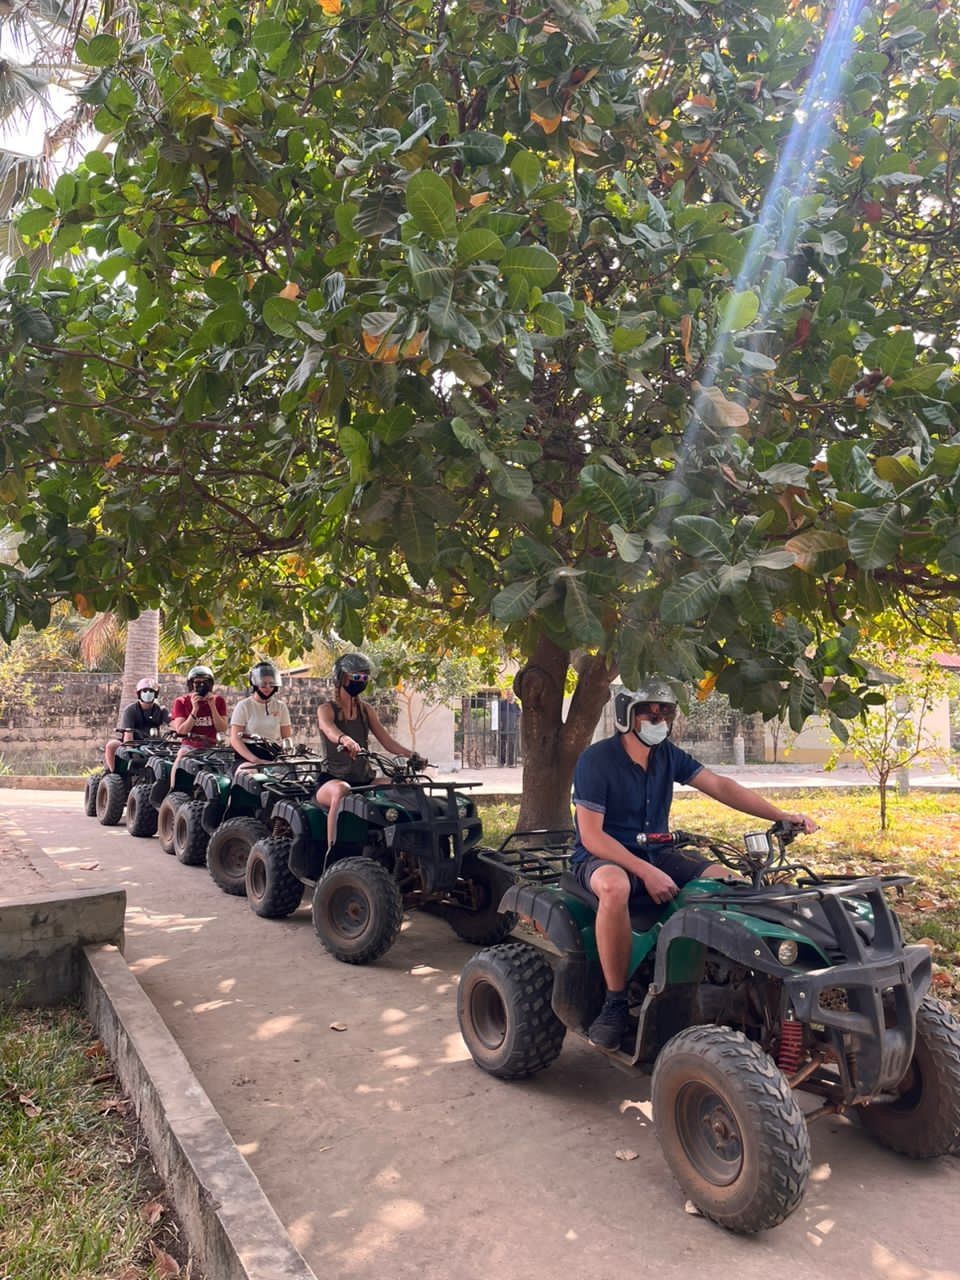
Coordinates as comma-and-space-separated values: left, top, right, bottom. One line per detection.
612, 677, 678, 732
187, 665, 215, 692
333, 652, 373, 684
250, 662, 281, 693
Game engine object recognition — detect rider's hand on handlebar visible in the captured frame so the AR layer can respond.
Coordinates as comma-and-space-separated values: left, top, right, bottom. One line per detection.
409, 752, 429, 771
337, 735, 361, 758
781, 813, 818, 834
638, 863, 679, 903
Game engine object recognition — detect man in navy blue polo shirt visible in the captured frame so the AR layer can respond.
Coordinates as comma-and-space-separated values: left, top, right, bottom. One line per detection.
573, 678, 818, 1050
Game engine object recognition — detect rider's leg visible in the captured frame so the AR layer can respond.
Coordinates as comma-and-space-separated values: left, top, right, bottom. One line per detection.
104, 738, 121, 770
589, 863, 633, 992
315, 779, 351, 851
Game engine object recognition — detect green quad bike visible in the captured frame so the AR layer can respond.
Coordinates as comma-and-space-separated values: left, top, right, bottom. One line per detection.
241, 749, 517, 964
457, 822, 960, 1234
145, 742, 238, 862
84, 731, 180, 828
199, 744, 328, 895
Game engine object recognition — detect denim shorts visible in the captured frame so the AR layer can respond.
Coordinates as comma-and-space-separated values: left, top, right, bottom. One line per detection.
574, 847, 713, 904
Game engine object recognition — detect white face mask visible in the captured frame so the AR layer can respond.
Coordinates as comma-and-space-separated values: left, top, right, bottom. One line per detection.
635, 720, 669, 747
139, 691, 157, 704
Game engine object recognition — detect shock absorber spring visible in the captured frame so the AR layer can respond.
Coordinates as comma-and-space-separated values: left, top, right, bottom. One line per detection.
777, 1016, 804, 1074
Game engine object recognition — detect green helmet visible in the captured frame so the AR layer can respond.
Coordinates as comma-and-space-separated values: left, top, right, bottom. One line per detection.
613, 678, 678, 732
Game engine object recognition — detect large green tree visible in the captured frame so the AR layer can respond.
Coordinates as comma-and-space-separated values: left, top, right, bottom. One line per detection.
2, 0, 959, 824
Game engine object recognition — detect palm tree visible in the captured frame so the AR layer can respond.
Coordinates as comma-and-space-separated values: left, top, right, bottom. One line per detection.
0, 0, 130, 265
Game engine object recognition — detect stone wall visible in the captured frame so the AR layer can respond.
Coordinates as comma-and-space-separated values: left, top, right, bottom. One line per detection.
0, 673, 403, 775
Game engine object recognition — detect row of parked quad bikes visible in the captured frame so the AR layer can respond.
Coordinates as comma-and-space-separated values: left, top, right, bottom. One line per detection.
84, 733, 960, 1235
84, 732, 517, 961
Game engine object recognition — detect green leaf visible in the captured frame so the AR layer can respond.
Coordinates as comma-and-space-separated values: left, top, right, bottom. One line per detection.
829, 355, 859, 395
514, 329, 534, 381
672, 515, 732, 562
444, 351, 491, 386
406, 246, 452, 299
460, 132, 506, 167
562, 576, 605, 647
580, 465, 644, 525
864, 330, 916, 379
406, 171, 457, 240
510, 150, 542, 195
610, 524, 647, 564
720, 290, 759, 332
339, 426, 371, 482
456, 228, 505, 264
451, 416, 483, 451
660, 571, 720, 624
77, 34, 120, 66
262, 295, 300, 337
397, 494, 437, 566
500, 246, 559, 288
847, 505, 904, 570
17, 208, 55, 237
492, 578, 540, 622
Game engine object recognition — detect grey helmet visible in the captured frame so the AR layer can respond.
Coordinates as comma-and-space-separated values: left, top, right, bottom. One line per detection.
250, 661, 281, 698
333, 652, 373, 684
186, 665, 215, 692
613, 677, 678, 732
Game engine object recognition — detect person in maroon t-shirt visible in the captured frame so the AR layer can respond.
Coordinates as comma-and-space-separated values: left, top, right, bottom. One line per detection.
170, 665, 229, 759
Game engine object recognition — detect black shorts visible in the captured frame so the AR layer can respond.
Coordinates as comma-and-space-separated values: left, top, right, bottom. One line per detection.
574, 848, 713, 904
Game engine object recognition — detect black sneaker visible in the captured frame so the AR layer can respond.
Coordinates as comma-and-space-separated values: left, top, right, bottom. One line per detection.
587, 1000, 630, 1051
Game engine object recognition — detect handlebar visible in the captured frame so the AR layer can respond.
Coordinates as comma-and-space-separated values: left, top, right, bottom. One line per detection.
344, 748, 433, 781
637, 820, 807, 889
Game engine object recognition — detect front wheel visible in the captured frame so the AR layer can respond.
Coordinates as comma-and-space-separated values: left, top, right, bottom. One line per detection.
84, 771, 105, 817
311, 858, 403, 964
126, 783, 159, 838
246, 838, 304, 919
444, 851, 518, 945
652, 1025, 810, 1233
457, 942, 566, 1080
206, 817, 268, 895
857, 997, 960, 1157
157, 792, 188, 854
173, 799, 209, 866
96, 773, 128, 826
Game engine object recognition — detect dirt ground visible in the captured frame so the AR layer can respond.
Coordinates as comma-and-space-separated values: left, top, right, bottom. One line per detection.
6, 789, 960, 1280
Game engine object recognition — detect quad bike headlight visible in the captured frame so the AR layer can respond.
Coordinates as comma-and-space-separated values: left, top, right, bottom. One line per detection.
776, 939, 799, 966
384, 807, 400, 823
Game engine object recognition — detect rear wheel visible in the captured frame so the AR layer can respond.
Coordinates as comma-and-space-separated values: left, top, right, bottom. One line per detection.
96, 774, 128, 826
858, 997, 960, 1157
173, 799, 209, 866
157, 793, 188, 855
457, 942, 565, 1079
444, 851, 518, 945
246, 837, 304, 918
311, 857, 403, 964
84, 771, 105, 817
206, 817, 268, 895
125, 783, 158, 838
652, 1025, 810, 1233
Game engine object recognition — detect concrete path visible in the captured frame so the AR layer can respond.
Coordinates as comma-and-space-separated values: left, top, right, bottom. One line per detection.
3, 788, 959, 1280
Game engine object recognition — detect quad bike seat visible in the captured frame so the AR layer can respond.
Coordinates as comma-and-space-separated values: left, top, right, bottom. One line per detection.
558, 871, 667, 935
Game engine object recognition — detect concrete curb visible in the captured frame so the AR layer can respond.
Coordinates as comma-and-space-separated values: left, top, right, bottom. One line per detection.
82, 946, 317, 1280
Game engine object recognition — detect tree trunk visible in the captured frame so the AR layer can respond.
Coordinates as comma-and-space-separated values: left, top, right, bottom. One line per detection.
514, 635, 614, 830
118, 610, 160, 713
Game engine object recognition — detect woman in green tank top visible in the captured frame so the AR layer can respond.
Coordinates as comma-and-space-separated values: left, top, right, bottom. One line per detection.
315, 653, 422, 853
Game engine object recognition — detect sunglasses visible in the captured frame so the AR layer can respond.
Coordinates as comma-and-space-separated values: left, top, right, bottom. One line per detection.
634, 702, 675, 717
